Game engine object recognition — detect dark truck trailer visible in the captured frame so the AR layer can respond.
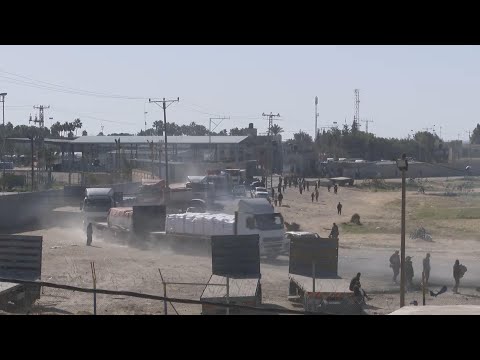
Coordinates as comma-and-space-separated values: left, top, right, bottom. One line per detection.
287, 232, 362, 314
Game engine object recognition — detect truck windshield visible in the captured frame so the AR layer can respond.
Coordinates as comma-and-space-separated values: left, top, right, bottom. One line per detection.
254, 213, 284, 230
84, 197, 112, 212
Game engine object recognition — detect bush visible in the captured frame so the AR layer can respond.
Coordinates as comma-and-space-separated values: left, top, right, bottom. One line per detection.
0, 174, 26, 189
350, 213, 361, 225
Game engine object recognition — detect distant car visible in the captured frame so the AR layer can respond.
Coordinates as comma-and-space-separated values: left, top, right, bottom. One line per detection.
252, 187, 269, 199
233, 185, 246, 197
250, 181, 265, 189
188, 199, 207, 212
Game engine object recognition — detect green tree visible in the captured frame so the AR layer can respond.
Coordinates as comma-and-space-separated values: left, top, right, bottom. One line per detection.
270, 124, 284, 136
470, 124, 480, 144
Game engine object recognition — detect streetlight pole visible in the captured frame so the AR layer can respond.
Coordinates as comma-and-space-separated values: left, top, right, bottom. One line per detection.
396, 153, 408, 308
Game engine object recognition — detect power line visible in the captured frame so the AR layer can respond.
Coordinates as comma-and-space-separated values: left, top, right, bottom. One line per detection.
0, 71, 147, 100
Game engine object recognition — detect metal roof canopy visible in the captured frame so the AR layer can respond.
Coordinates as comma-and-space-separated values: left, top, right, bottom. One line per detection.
7, 135, 248, 146
71, 135, 249, 145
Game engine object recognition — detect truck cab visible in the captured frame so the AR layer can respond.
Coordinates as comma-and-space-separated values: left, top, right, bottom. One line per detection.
235, 199, 285, 258
82, 188, 115, 229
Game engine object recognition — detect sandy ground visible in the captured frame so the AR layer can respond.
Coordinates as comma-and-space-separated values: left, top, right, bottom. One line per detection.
7, 177, 480, 315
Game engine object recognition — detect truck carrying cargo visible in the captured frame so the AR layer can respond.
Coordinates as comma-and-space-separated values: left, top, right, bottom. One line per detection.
151, 198, 285, 258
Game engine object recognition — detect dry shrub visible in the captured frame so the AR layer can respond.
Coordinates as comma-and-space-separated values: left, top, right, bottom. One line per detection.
350, 213, 361, 225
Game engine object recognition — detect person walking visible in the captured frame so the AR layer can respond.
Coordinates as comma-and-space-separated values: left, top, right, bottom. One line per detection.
311, 191, 315, 202
278, 192, 283, 206
327, 184, 331, 192
271, 188, 275, 199
423, 253, 431, 285
306, 181, 310, 192
389, 250, 400, 283
453, 260, 467, 293
315, 188, 319, 202
274, 193, 278, 207
334, 184, 338, 194
405, 256, 414, 290
299, 186, 303, 195
337, 202, 342, 215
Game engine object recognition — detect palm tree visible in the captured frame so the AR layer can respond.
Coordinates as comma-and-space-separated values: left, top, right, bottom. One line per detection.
73, 118, 82, 136
270, 124, 284, 136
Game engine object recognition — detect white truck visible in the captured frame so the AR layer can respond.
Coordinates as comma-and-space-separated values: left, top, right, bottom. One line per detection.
89, 198, 285, 259
81, 188, 116, 230
153, 198, 285, 258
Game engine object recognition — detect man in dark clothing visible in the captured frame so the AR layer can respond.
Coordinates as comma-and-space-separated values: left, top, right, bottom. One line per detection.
334, 184, 338, 194
337, 202, 342, 215
329, 223, 339, 239
423, 253, 431, 285
349, 272, 370, 302
306, 181, 309, 192
315, 189, 319, 202
405, 256, 414, 290
299, 186, 303, 195
86, 223, 93, 246
311, 192, 315, 202
278, 183, 282, 194
278, 192, 283, 207
389, 250, 400, 283
271, 188, 275, 198
327, 184, 331, 192
453, 260, 467, 293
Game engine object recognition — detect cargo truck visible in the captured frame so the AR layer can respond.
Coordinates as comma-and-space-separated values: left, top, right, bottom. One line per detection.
91, 198, 285, 258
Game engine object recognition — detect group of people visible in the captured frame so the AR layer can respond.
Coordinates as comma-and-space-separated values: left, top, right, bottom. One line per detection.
389, 250, 467, 293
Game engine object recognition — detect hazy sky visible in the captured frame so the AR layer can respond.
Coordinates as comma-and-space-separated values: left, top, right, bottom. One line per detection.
0, 45, 478, 141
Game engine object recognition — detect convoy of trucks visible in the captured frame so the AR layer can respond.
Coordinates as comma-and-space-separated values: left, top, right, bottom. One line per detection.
86, 196, 285, 258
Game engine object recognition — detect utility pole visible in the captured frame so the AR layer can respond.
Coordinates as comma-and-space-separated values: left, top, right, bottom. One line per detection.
396, 154, 408, 308
262, 112, 281, 190
1, 93, 7, 190
32, 105, 50, 128
361, 119, 374, 134
149, 97, 179, 191
209, 117, 229, 162
314, 96, 319, 141
466, 130, 472, 160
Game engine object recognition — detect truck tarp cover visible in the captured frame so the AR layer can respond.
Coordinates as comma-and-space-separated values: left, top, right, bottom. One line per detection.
237, 198, 273, 214
108, 207, 133, 230
289, 235, 339, 278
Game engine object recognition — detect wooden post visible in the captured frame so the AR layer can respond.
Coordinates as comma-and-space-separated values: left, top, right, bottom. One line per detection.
90, 262, 97, 315
226, 276, 230, 316
158, 269, 167, 315
422, 271, 426, 306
